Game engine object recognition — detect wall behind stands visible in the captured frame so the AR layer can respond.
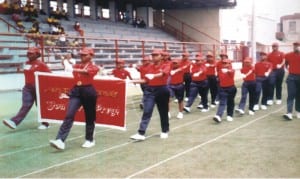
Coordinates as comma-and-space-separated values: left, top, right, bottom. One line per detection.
166, 8, 220, 43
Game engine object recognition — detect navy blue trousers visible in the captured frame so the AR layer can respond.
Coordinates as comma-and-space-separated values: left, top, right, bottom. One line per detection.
268, 68, 285, 101
216, 86, 237, 117
238, 81, 256, 111
286, 74, 300, 113
186, 80, 209, 109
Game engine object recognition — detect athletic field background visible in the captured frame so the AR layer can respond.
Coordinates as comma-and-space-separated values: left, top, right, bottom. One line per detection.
0, 81, 299, 178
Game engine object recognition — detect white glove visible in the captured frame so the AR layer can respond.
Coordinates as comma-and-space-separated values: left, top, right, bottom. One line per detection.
193, 73, 199, 77
132, 64, 137, 68
59, 93, 69, 99
170, 70, 176, 75
276, 64, 282, 69
205, 63, 210, 67
145, 74, 155, 80
264, 72, 270, 77
221, 68, 228, 73
240, 74, 246, 78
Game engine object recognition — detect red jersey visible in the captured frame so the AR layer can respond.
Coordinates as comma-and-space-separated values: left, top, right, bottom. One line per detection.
170, 67, 184, 85
180, 59, 192, 73
254, 61, 272, 77
73, 62, 99, 86
23, 59, 51, 85
137, 64, 151, 78
205, 61, 217, 76
267, 51, 285, 69
112, 68, 132, 79
240, 66, 255, 81
285, 52, 300, 74
218, 68, 235, 87
146, 63, 170, 86
216, 59, 233, 72
190, 63, 207, 81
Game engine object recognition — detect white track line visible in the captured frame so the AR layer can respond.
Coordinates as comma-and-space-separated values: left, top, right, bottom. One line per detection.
125, 106, 285, 178
16, 113, 213, 178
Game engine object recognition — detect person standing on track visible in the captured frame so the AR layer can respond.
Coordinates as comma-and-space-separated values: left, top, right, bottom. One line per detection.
112, 59, 133, 80
283, 41, 300, 120
180, 51, 192, 102
204, 51, 218, 108
50, 47, 99, 150
130, 49, 171, 141
3, 47, 51, 130
267, 42, 285, 105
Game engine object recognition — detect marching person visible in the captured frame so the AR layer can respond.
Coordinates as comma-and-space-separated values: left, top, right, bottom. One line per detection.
3, 47, 51, 130
50, 47, 99, 150
267, 42, 285, 105
180, 51, 192, 102
112, 59, 133, 80
130, 49, 171, 141
213, 58, 236, 123
254, 52, 273, 111
204, 51, 218, 108
169, 58, 185, 119
235, 57, 256, 115
283, 42, 300, 120
183, 52, 209, 113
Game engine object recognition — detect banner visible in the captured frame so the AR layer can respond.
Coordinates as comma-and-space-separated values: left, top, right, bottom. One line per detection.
35, 72, 126, 130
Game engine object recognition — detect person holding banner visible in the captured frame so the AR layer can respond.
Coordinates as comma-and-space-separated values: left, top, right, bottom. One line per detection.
130, 49, 171, 141
50, 47, 99, 150
3, 47, 51, 130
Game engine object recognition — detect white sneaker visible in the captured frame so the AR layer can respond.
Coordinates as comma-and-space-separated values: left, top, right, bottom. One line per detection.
248, 110, 255, 115
130, 133, 145, 141
210, 104, 216, 108
38, 122, 50, 130
261, 105, 267, 110
50, 139, 65, 150
82, 140, 95, 148
184, 97, 188, 102
213, 115, 221, 123
176, 112, 183, 119
215, 100, 219, 104
276, 100, 282, 105
283, 113, 293, 120
226, 116, 234, 122
235, 108, 245, 115
168, 112, 171, 119
296, 112, 300, 119
3, 119, 16, 129
253, 104, 259, 111
197, 104, 203, 109
183, 106, 191, 113
174, 99, 178, 103
201, 108, 209, 112
160, 132, 168, 139
267, 100, 273, 105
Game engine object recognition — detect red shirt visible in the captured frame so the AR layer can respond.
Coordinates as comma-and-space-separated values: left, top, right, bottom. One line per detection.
267, 51, 285, 69
23, 59, 51, 85
240, 66, 255, 81
190, 63, 207, 81
137, 64, 151, 78
205, 61, 217, 76
112, 68, 132, 79
146, 63, 170, 86
218, 68, 235, 87
180, 59, 192, 73
73, 62, 99, 86
170, 66, 184, 85
254, 61, 272, 77
285, 52, 300, 75
216, 59, 233, 72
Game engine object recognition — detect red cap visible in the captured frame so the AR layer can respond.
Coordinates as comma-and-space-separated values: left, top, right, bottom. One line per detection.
182, 51, 189, 56
206, 51, 213, 57
272, 42, 279, 47
116, 59, 125, 63
27, 47, 40, 54
142, 56, 151, 61
219, 51, 228, 57
244, 57, 252, 63
222, 59, 231, 64
79, 47, 94, 55
162, 51, 170, 56
195, 52, 203, 57
151, 49, 162, 55
293, 41, 300, 46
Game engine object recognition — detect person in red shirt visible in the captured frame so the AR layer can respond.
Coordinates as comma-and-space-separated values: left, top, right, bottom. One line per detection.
204, 51, 218, 108
183, 52, 209, 113
169, 59, 185, 119
254, 52, 273, 111
267, 42, 285, 105
3, 47, 51, 130
283, 41, 300, 120
112, 59, 133, 80
130, 49, 171, 141
235, 57, 256, 115
180, 51, 192, 102
50, 47, 99, 150
213, 58, 236, 123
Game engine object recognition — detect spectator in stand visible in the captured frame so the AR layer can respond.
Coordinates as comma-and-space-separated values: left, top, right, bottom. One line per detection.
74, 21, 84, 36
112, 59, 133, 80
50, 47, 99, 150
180, 51, 192, 102
169, 58, 185, 119
10, 0, 21, 14
254, 52, 273, 111
213, 58, 236, 123
61, 9, 69, 21
2, 47, 51, 130
283, 41, 300, 120
0, 0, 9, 14
235, 57, 256, 115
56, 33, 68, 52
267, 42, 285, 105
183, 52, 209, 113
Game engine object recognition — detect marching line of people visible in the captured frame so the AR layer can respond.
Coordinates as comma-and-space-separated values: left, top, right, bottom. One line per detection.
2, 41, 300, 150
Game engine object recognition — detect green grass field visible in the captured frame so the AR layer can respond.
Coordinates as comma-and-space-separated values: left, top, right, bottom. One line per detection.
0, 83, 300, 178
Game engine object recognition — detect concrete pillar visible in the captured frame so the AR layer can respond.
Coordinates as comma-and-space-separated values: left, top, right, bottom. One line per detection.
126, 3, 133, 23
147, 7, 154, 27
109, 0, 116, 22
89, 0, 97, 20
41, 0, 50, 15
136, 7, 153, 27
67, 0, 75, 18
98, 6, 103, 19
